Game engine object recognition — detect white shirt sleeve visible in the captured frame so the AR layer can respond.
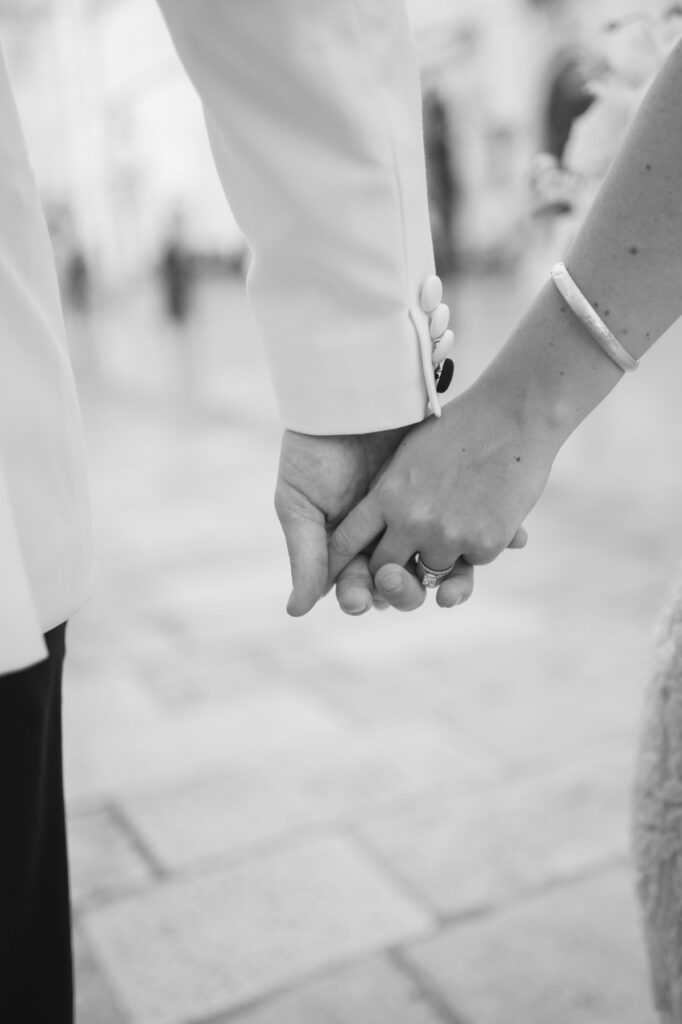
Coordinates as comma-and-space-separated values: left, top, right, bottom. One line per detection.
156, 0, 440, 434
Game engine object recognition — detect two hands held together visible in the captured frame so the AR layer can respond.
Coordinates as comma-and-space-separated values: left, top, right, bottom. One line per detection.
275, 286, 559, 619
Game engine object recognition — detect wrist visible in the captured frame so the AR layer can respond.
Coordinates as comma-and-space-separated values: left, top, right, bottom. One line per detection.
481, 280, 624, 451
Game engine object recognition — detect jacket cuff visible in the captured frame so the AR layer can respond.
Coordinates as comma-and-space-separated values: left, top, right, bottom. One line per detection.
250, 274, 441, 435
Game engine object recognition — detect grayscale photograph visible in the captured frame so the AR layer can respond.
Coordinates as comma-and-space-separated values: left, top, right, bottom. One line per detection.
1, 0, 681, 1022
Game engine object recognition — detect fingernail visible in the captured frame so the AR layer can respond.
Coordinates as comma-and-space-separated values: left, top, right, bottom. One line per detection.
342, 589, 372, 615
379, 573, 402, 596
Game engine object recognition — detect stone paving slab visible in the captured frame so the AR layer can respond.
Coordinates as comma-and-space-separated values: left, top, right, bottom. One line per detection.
69, 807, 156, 910
74, 924, 129, 1024
305, 607, 650, 769
404, 869, 658, 1024
120, 723, 495, 871
64, 683, 348, 805
359, 750, 633, 917
223, 957, 446, 1024
286, 723, 495, 823
81, 837, 433, 1024
121, 770, 318, 873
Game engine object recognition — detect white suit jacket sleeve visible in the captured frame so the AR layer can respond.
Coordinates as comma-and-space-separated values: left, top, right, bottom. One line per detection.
156, 0, 440, 434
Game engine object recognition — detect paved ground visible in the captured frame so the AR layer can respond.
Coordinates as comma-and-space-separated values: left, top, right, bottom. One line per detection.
64, 267, 682, 1024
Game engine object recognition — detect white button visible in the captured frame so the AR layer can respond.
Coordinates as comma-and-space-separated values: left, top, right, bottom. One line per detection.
420, 275, 443, 313
432, 328, 454, 365
429, 303, 450, 340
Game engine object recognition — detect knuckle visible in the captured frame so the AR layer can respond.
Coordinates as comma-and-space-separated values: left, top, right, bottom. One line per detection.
468, 526, 505, 564
470, 544, 496, 566
438, 521, 464, 552
337, 563, 370, 588
376, 476, 402, 507
418, 520, 462, 560
376, 569, 404, 597
274, 483, 307, 525
329, 525, 355, 558
402, 514, 424, 538
402, 502, 434, 537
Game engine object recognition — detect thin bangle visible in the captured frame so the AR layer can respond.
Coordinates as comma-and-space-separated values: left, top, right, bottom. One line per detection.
550, 262, 639, 373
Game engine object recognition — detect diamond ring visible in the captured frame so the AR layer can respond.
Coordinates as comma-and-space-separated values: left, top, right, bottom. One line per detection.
414, 554, 456, 589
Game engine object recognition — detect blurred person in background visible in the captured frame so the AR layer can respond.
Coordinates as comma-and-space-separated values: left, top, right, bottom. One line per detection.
543, 47, 596, 165
65, 246, 91, 318
47, 204, 96, 375
158, 208, 198, 400
63, 243, 94, 369
423, 89, 460, 276
530, 7, 682, 268
159, 208, 194, 330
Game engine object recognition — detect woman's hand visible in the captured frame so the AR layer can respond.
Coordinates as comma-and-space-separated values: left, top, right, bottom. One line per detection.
327, 375, 559, 608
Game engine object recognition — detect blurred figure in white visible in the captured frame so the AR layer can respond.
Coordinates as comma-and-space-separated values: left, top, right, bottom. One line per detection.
529, 4, 682, 270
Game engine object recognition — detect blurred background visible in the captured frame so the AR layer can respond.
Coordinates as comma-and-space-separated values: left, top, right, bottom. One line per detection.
3, 1, 682, 1022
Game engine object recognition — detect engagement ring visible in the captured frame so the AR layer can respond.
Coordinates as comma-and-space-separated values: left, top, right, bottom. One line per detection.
414, 554, 456, 588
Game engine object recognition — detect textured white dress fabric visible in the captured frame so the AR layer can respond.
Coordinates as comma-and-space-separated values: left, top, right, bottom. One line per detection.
633, 571, 682, 1024
0, 1, 437, 673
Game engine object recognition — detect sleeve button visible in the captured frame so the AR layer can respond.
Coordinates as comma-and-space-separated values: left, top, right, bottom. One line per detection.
420, 275, 443, 314
429, 303, 450, 340
436, 357, 454, 394
432, 328, 454, 365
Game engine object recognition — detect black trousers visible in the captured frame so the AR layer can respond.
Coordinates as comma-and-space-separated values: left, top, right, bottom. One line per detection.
0, 623, 72, 1024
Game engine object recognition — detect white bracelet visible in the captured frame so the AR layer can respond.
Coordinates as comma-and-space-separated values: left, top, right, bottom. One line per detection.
550, 262, 639, 373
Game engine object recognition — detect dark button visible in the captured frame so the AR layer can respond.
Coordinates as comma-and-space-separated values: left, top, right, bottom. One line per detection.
436, 358, 454, 393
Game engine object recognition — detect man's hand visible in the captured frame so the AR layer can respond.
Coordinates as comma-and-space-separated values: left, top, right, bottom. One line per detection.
275, 427, 408, 616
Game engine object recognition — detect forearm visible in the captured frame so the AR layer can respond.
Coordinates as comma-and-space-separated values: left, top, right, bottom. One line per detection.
482, 38, 682, 449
